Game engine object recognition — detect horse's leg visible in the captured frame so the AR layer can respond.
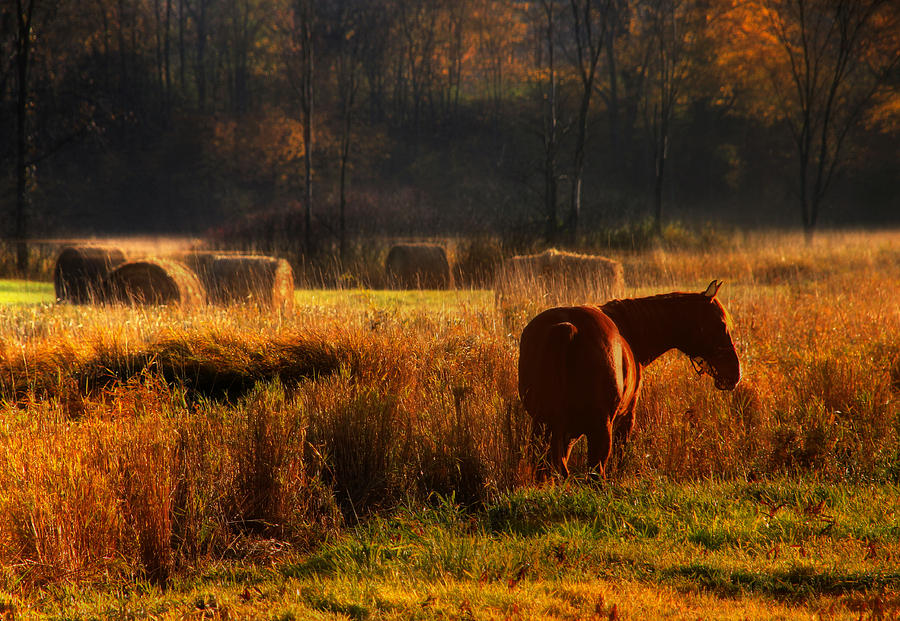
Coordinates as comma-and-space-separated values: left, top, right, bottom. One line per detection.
531, 419, 553, 482
612, 367, 642, 469
611, 406, 635, 467
551, 430, 571, 478
558, 434, 582, 478
587, 419, 613, 480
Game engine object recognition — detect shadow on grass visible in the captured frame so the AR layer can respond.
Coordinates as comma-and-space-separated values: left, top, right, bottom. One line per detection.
103, 337, 342, 401
0, 334, 344, 402
299, 587, 371, 620
666, 562, 900, 600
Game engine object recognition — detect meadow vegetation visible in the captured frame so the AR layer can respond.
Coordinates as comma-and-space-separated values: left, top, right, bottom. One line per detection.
0, 230, 897, 618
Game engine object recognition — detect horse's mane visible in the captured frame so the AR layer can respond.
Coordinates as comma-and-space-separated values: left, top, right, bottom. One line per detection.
600, 292, 696, 326
601, 291, 731, 329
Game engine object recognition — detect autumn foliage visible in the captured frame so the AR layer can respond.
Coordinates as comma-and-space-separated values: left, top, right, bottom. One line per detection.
1, 0, 898, 261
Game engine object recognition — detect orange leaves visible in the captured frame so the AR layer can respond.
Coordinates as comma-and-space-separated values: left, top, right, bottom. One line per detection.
709, 1, 789, 121
211, 109, 309, 188
714, 0, 900, 130
865, 87, 900, 133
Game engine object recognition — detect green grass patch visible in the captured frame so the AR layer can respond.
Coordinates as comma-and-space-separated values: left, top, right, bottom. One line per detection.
294, 288, 493, 311
0, 279, 54, 305
23, 479, 900, 619
294, 479, 900, 590
0, 280, 492, 312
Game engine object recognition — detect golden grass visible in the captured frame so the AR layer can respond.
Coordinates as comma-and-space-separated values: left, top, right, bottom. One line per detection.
0, 229, 897, 602
41, 574, 866, 620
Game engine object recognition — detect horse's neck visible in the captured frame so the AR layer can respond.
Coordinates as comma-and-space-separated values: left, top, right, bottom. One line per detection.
601, 294, 693, 366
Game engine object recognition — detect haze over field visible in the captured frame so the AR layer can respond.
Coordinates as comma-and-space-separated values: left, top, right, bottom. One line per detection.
2, 0, 899, 276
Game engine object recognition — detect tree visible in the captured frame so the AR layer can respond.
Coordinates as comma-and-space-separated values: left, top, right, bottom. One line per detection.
599, 0, 628, 175
184, 0, 212, 111
473, 0, 517, 124
730, 0, 900, 240
635, 0, 701, 234
12, 0, 36, 274
536, 0, 563, 243
287, 0, 316, 255
222, 0, 263, 116
325, 0, 366, 267
394, 0, 439, 135
564, 0, 610, 240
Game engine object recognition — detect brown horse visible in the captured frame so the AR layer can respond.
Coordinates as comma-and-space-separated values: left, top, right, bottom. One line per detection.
518, 280, 740, 478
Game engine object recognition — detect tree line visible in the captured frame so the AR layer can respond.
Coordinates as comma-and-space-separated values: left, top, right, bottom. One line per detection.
2, 0, 899, 272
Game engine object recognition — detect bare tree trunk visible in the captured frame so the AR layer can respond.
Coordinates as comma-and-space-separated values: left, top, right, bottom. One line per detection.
116, 0, 127, 108
14, 0, 35, 275
178, 0, 186, 92
339, 141, 348, 268
225, 0, 253, 115
568, 0, 608, 243
541, 0, 560, 243
653, 120, 667, 233
295, 0, 315, 255
337, 14, 360, 270
605, 1, 622, 176
188, 0, 208, 111
164, 0, 171, 116
641, 0, 684, 236
154, 0, 163, 111
570, 88, 589, 241
447, 0, 466, 123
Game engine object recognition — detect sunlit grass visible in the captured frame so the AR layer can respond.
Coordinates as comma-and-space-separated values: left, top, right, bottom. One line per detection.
15, 480, 900, 619
0, 229, 897, 618
295, 287, 493, 310
0, 279, 492, 320
0, 279, 54, 305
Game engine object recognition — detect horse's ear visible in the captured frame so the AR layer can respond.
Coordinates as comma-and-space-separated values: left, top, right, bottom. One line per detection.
703, 280, 723, 298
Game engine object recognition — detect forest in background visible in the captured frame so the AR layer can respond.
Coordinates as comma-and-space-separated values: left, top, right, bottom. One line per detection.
2, 0, 899, 273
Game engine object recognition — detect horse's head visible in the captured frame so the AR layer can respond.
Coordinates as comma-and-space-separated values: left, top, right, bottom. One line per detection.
685, 280, 741, 390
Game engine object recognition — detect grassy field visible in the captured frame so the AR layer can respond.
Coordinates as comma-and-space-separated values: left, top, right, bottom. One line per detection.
9, 480, 899, 619
0, 230, 898, 619
0, 280, 54, 305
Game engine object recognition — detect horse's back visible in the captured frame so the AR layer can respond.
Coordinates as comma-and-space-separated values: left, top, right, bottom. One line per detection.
519, 305, 632, 431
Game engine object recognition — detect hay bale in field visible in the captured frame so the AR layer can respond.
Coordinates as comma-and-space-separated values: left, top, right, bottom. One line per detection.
385, 243, 452, 289
187, 254, 295, 310
104, 258, 206, 307
53, 246, 127, 303
496, 248, 625, 307
453, 237, 504, 287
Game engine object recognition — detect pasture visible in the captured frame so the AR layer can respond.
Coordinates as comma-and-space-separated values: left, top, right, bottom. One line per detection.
0, 230, 897, 619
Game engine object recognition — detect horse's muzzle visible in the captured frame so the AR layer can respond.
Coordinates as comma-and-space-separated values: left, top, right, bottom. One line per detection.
713, 365, 741, 390
710, 350, 741, 390
714, 376, 740, 390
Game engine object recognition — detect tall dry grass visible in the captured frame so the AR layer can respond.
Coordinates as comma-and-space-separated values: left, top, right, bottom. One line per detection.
0, 230, 897, 590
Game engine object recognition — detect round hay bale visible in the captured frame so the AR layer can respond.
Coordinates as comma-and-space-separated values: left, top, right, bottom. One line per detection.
197, 255, 295, 310
53, 246, 127, 303
385, 243, 452, 289
104, 258, 206, 307
452, 237, 504, 287
496, 248, 625, 307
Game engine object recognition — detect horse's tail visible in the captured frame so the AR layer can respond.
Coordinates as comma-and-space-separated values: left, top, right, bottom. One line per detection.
544, 320, 578, 395
519, 320, 578, 412
546, 321, 578, 350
